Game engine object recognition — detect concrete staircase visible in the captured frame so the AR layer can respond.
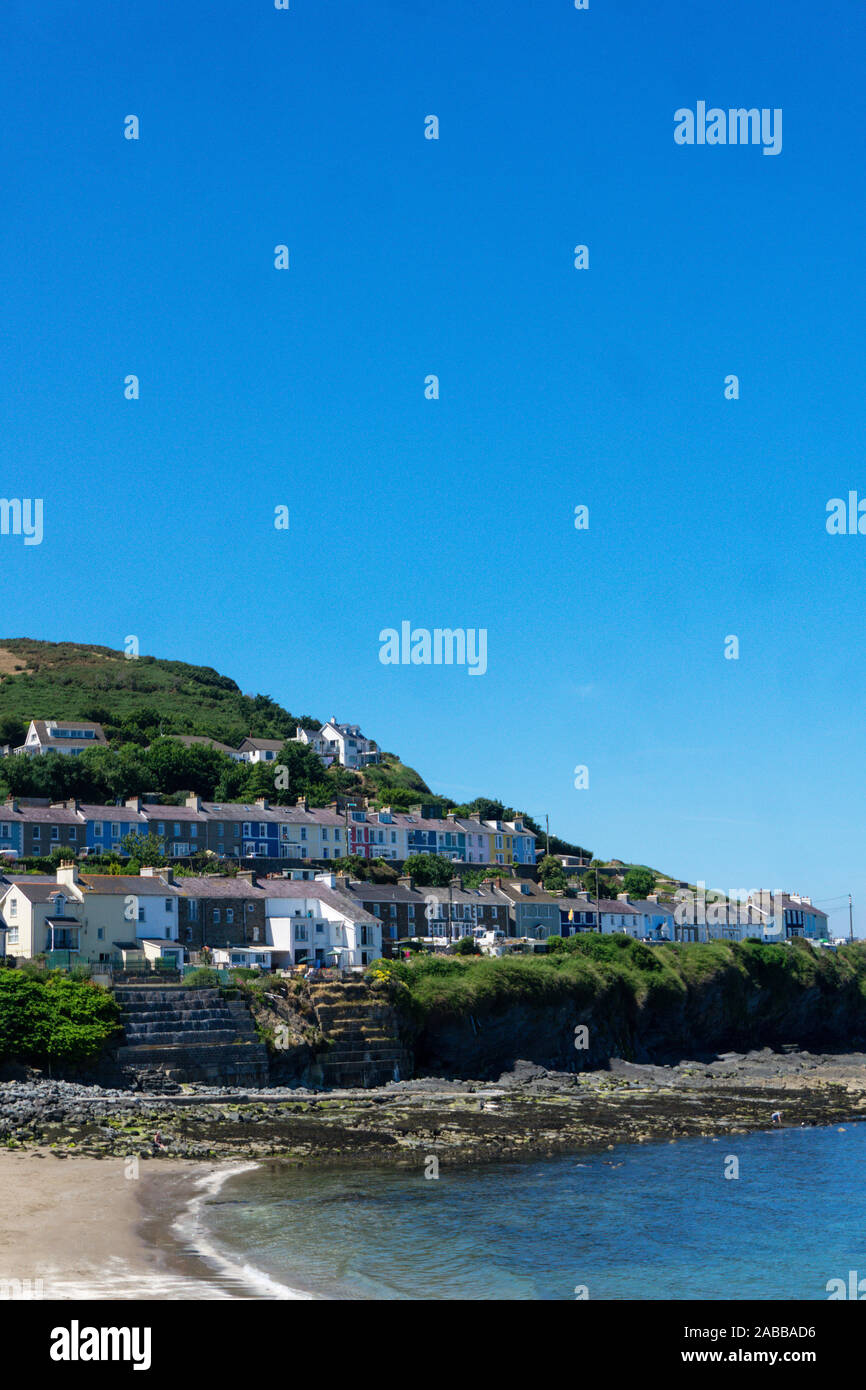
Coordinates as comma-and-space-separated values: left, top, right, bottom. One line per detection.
116, 986, 269, 1086
309, 981, 412, 1088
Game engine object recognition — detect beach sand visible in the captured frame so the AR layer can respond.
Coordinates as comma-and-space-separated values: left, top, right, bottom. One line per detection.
0, 1151, 277, 1299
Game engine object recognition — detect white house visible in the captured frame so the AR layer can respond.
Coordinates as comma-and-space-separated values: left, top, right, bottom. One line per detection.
15, 719, 107, 756
212, 945, 273, 971
317, 718, 380, 769
292, 726, 337, 767
259, 880, 381, 968
236, 737, 286, 764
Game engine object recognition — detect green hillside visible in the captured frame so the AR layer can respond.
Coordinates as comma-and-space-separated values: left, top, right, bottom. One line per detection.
0, 638, 316, 749
0, 639, 434, 810
0, 640, 602, 864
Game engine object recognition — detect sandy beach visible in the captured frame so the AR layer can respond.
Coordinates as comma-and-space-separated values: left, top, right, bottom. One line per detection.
0, 1151, 270, 1299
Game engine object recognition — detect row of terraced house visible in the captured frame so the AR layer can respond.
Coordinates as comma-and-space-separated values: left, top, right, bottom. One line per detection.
0, 861, 832, 975
0, 796, 538, 866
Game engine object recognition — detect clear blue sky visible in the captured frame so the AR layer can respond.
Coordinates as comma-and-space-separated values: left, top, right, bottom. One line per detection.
2, 1, 865, 933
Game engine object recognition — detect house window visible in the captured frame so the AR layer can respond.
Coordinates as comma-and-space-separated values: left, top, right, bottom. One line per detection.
187, 900, 199, 921
300, 828, 307, 840
226, 909, 234, 924
258, 824, 267, 837
173, 824, 181, 836
8, 898, 17, 917
218, 823, 225, 837
322, 829, 329, 840
157, 822, 165, 836
190, 824, 197, 838
164, 899, 174, 913
111, 823, 121, 839
92, 822, 103, 837
243, 823, 252, 837
8, 926, 18, 944
97, 928, 104, 940
0, 824, 9, 839
137, 905, 145, 922
213, 909, 221, 924
32, 827, 40, 841
51, 826, 59, 841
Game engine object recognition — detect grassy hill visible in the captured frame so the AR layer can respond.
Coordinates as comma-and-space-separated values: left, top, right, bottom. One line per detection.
0, 639, 318, 749
0, 638, 435, 808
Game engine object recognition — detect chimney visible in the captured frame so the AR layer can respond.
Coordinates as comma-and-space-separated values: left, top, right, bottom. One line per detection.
6, 799, 18, 813
646, 893, 660, 903
236, 869, 257, 885
577, 891, 590, 902
617, 893, 631, 903
398, 875, 415, 891
185, 794, 202, 811
140, 865, 174, 883
56, 861, 79, 887
255, 797, 269, 809
450, 876, 463, 891
295, 796, 308, 812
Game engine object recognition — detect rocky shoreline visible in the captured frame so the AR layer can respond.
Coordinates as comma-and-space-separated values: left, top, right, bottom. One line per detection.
3, 1047, 866, 1167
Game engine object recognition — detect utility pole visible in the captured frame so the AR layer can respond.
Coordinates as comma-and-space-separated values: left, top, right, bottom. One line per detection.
850, 893, 854, 942
545, 814, 550, 858
595, 865, 601, 936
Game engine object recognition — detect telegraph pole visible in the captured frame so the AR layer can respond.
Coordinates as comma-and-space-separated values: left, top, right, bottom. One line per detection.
850, 893, 854, 942
595, 864, 601, 936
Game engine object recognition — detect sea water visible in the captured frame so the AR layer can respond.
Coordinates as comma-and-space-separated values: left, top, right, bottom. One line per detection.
190, 1124, 866, 1300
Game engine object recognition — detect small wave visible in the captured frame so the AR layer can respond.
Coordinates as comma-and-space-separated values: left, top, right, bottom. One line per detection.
172, 1164, 315, 1300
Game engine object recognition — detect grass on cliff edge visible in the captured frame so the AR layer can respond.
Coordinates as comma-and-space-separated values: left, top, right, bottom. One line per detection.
369, 936, 866, 1022
0, 970, 122, 1064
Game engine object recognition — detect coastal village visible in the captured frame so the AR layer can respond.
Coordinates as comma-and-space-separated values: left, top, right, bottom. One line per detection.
0, 716, 833, 975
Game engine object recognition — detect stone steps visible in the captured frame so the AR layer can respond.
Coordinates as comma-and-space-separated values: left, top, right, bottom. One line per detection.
115, 985, 269, 1086
308, 982, 412, 1088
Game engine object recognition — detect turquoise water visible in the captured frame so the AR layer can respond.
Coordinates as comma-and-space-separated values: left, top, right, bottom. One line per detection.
197, 1125, 866, 1300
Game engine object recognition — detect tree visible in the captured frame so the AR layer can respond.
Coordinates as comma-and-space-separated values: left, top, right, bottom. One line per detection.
537, 855, 568, 892
623, 867, 656, 899
401, 853, 454, 887
333, 855, 369, 879
453, 936, 480, 955
121, 832, 167, 866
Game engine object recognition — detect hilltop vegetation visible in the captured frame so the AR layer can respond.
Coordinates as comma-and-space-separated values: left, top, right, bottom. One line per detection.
0, 638, 592, 859
0, 639, 317, 749
0, 640, 434, 810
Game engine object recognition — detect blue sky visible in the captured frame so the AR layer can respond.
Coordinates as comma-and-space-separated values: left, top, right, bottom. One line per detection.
2, 1, 865, 933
